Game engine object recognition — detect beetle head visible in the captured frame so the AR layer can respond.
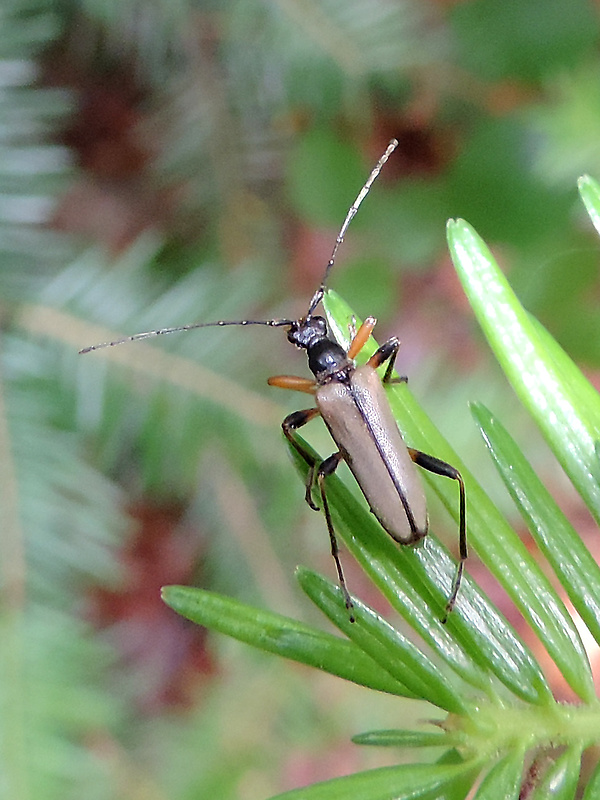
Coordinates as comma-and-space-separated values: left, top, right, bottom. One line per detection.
287, 316, 328, 350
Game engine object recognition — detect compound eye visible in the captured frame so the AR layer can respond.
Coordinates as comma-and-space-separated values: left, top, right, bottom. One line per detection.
286, 322, 299, 341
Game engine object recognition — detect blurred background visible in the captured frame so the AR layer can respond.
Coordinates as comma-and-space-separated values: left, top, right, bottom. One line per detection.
3, 0, 600, 797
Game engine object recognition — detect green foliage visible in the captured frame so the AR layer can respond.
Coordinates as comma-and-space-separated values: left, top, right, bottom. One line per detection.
0, 7, 72, 298
165, 186, 600, 798
0, 4, 130, 799
446, 116, 574, 244
449, 0, 599, 82
227, 0, 444, 121
4, 0, 600, 798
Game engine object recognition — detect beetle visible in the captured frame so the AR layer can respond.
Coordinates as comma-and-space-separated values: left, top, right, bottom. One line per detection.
81, 139, 467, 621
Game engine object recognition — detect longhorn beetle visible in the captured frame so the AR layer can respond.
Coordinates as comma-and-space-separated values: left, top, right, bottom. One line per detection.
80, 139, 467, 622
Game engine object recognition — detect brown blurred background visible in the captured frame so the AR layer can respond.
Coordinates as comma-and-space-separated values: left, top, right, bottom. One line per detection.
3, 1, 600, 797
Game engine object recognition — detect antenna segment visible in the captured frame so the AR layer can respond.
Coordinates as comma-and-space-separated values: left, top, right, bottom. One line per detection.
307, 138, 399, 316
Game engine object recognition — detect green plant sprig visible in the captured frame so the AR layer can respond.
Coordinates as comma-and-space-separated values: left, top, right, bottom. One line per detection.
163, 177, 600, 798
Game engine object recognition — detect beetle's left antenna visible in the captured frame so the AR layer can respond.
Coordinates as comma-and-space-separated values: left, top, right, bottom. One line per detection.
306, 138, 398, 317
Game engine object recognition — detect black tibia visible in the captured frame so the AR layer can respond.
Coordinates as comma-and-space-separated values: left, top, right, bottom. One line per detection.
317, 452, 353, 617
368, 337, 408, 385
281, 410, 354, 618
282, 408, 321, 510
408, 448, 467, 622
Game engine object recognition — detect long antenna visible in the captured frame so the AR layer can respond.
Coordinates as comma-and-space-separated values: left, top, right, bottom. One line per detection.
307, 138, 399, 316
80, 139, 398, 354
79, 317, 293, 354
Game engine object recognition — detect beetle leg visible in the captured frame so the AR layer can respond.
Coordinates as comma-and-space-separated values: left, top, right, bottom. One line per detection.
348, 321, 408, 384
282, 415, 354, 618
347, 316, 377, 360
268, 375, 316, 394
366, 337, 408, 385
282, 408, 322, 510
408, 448, 467, 621
317, 452, 354, 618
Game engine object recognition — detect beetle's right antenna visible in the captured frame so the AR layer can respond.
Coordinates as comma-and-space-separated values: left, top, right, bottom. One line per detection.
79, 317, 294, 354
80, 139, 399, 355
306, 138, 398, 317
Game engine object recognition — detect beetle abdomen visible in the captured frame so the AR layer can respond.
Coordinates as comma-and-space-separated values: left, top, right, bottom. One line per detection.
316, 365, 427, 544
